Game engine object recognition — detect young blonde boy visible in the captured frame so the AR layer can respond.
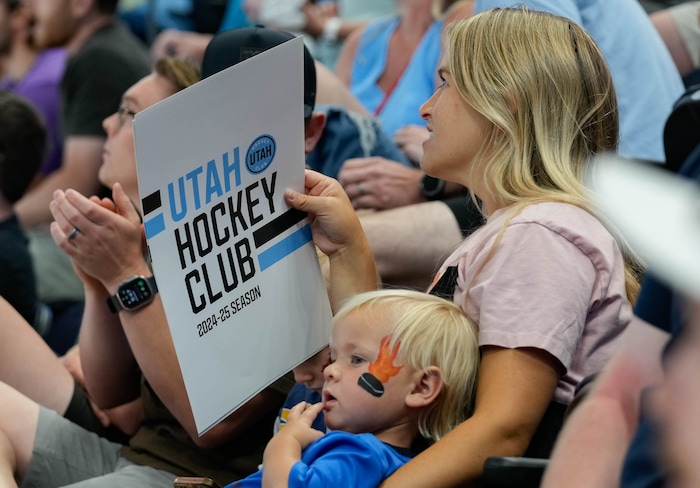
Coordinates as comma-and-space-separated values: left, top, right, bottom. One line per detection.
229, 289, 479, 487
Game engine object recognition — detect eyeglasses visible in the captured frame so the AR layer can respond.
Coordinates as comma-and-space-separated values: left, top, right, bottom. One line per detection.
117, 104, 137, 127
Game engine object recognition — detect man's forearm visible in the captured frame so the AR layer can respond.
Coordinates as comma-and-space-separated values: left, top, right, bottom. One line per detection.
541, 396, 636, 487
15, 136, 105, 228
543, 316, 670, 487
15, 178, 63, 228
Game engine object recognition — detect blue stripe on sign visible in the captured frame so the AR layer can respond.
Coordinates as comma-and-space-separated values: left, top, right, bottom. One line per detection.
144, 214, 166, 239
257, 224, 312, 271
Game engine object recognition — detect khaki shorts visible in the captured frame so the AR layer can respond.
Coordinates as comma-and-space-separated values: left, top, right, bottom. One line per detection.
21, 407, 176, 488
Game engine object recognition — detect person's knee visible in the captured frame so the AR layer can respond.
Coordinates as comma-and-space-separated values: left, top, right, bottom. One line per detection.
0, 429, 17, 485
0, 382, 41, 483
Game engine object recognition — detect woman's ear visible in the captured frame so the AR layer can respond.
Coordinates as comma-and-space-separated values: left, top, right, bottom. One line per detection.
406, 366, 443, 408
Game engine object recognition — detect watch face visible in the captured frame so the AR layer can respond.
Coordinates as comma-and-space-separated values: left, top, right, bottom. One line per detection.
118, 277, 154, 309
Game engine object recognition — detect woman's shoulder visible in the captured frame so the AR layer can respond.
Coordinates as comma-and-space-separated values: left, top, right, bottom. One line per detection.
505, 202, 623, 264
445, 202, 616, 263
507, 202, 608, 236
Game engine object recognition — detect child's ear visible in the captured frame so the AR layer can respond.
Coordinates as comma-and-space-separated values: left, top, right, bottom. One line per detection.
304, 112, 326, 154
406, 366, 443, 408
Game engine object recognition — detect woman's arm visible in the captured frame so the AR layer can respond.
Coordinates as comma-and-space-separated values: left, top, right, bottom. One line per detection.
315, 61, 370, 116
334, 27, 363, 86
285, 170, 378, 309
382, 346, 560, 487
77, 280, 142, 407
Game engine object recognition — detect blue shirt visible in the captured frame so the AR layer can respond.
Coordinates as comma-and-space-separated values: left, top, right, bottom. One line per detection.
305, 104, 411, 179
228, 431, 412, 488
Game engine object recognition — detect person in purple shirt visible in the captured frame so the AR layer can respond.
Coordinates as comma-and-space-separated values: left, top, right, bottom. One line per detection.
0, 0, 65, 179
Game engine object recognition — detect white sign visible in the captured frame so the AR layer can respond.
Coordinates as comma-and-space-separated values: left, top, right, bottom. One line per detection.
133, 38, 332, 434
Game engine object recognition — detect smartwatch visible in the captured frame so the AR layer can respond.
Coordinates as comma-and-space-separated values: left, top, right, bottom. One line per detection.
107, 275, 158, 313
419, 174, 446, 200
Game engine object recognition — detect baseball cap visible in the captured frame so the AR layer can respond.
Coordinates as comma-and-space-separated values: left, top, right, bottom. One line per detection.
200, 25, 317, 118
589, 154, 700, 300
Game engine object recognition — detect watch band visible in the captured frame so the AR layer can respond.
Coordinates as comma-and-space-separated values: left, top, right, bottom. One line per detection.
107, 275, 158, 313
419, 174, 446, 201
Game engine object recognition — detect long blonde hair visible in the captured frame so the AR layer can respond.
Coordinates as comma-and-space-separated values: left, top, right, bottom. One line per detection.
446, 8, 642, 301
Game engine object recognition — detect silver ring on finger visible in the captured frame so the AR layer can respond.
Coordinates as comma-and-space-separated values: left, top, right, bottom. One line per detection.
357, 182, 366, 196
67, 227, 80, 241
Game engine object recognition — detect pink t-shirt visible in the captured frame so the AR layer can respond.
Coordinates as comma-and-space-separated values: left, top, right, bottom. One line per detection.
432, 202, 632, 404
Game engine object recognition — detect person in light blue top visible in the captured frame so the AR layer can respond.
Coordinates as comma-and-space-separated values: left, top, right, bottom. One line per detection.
473, 0, 684, 162
349, 17, 442, 139
336, 0, 442, 140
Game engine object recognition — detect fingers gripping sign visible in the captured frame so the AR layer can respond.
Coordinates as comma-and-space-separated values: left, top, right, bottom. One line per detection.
284, 170, 365, 258
285, 169, 379, 306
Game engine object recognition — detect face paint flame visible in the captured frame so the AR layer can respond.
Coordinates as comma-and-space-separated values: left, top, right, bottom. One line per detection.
368, 336, 403, 382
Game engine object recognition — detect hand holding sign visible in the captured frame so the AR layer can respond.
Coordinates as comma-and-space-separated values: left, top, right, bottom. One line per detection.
284, 170, 365, 257
285, 169, 379, 310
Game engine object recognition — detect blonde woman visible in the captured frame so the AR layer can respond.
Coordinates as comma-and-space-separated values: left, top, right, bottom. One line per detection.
285, 8, 640, 486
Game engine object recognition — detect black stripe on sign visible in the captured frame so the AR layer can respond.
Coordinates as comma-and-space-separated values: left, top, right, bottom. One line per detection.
142, 191, 162, 216
253, 208, 307, 248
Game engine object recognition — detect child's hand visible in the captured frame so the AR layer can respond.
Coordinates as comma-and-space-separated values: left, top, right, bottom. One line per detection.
262, 401, 324, 486
280, 401, 325, 449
